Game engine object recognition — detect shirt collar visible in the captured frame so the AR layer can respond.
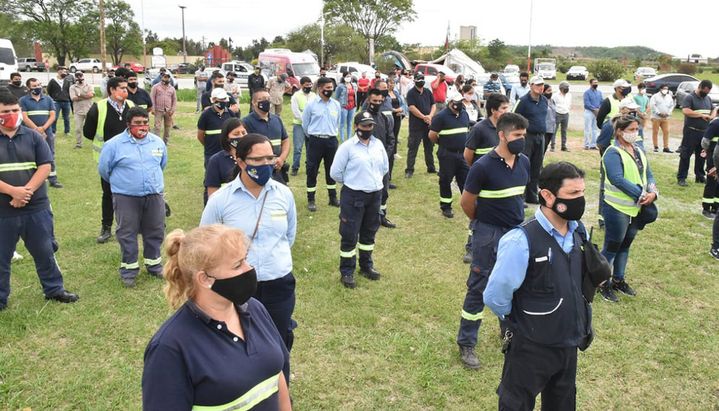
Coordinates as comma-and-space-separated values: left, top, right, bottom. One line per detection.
185, 299, 250, 325
534, 207, 578, 238
229, 174, 278, 195
108, 98, 126, 113
250, 110, 271, 122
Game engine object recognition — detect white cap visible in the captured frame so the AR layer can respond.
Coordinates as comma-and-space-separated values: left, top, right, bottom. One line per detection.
211, 88, 229, 100
612, 79, 631, 88
529, 76, 544, 85
618, 98, 639, 109
448, 92, 463, 102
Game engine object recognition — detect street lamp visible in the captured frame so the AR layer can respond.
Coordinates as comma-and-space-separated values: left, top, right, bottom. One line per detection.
179, 5, 187, 64
527, 0, 534, 73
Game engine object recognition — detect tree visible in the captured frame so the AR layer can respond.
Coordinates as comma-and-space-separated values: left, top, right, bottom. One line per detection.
7, 0, 97, 65
324, 0, 416, 64
487, 38, 506, 60
105, 0, 142, 65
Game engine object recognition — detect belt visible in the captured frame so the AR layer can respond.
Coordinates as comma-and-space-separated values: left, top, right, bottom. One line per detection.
310, 134, 336, 139
440, 146, 464, 154
688, 126, 707, 132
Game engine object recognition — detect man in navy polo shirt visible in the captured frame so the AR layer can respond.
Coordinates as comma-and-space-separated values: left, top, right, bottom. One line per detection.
405, 72, 436, 178
465, 93, 510, 166
0, 92, 79, 311
201, 72, 240, 115
456, 112, 529, 369
514, 76, 548, 204
197, 88, 235, 168
243, 89, 290, 184
429, 93, 470, 219
19, 78, 63, 188
126, 72, 153, 111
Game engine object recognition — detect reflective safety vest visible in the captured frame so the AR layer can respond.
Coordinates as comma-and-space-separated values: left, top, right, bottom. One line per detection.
292, 93, 311, 125
602, 145, 648, 217
93, 98, 135, 163
191, 373, 280, 411
605, 95, 623, 124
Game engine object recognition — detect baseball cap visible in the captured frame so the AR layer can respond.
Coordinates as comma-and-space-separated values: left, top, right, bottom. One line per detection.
211, 88, 229, 100
618, 98, 639, 110
612, 79, 631, 88
354, 111, 376, 126
414, 72, 425, 81
529, 76, 544, 85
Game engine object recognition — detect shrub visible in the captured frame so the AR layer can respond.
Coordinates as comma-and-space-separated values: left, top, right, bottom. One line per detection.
677, 63, 697, 75
588, 59, 625, 82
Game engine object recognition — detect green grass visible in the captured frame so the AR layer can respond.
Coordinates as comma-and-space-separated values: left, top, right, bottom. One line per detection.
1, 101, 718, 410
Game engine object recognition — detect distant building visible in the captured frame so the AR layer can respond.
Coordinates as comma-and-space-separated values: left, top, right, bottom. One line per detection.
459, 26, 477, 42
686, 54, 709, 64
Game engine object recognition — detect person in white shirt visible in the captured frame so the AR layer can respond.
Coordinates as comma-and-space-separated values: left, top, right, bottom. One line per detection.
552, 81, 572, 151
224, 72, 242, 101
649, 85, 675, 153
509, 72, 530, 105
290, 77, 317, 175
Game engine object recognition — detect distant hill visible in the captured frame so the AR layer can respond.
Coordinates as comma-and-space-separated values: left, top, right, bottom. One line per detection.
505, 45, 668, 60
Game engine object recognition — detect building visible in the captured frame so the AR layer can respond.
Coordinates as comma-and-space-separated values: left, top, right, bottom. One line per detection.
459, 26, 477, 42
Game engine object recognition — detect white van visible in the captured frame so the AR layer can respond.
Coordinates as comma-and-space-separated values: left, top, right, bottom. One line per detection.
0, 38, 18, 85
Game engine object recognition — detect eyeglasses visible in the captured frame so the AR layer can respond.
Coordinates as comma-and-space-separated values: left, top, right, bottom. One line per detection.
245, 155, 277, 165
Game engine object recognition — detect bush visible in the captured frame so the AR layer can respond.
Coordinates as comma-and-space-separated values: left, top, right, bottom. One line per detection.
588, 59, 625, 82
677, 63, 697, 75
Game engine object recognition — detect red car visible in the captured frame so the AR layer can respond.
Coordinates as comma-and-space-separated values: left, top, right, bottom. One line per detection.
113, 62, 145, 73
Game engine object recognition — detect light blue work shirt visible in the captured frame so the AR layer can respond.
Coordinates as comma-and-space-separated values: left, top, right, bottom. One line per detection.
200, 176, 297, 282
330, 135, 389, 193
483, 207, 582, 319
302, 96, 341, 136
97, 130, 167, 196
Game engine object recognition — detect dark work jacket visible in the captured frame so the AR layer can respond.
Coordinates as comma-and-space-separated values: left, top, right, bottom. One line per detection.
509, 218, 591, 348
47, 77, 73, 102
363, 108, 395, 157
83, 100, 133, 142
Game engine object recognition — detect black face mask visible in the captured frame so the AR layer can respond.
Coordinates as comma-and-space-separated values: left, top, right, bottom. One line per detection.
208, 267, 257, 306
381, 90, 389, 98
699, 91, 709, 98
550, 195, 586, 221
11, 80, 21, 86
368, 102, 381, 113
257, 100, 271, 113
520, 80, 528, 87
450, 102, 463, 113
544, 93, 552, 99
214, 83, 224, 89
128, 82, 137, 89
591, 84, 598, 89
302, 86, 312, 94
620, 87, 631, 97
357, 129, 372, 140
415, 80, 425, 88
322, 89, 333, 98
507, 137, 525, 154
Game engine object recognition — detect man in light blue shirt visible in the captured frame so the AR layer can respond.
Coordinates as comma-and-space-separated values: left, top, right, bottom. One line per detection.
302, 76, 342, 211
583, 78, 603, 149
200, 133, 298, 351
330, 111, 389, 289
97, 107, 167, 287
508, 72, 530, 105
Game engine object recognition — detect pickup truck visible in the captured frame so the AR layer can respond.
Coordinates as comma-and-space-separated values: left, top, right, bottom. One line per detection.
69, 58, 103, 73
17, 57, 46, 72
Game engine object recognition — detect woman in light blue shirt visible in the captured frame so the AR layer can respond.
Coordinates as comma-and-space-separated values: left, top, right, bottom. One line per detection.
334, 73, 358, 142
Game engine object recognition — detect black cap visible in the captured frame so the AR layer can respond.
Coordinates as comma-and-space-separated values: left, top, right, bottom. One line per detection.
414, 72, 425, 81
354, 111, 376, 126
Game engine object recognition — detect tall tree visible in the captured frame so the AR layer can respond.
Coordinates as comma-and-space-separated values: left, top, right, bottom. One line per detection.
7, 0, 97, 65
324, 0, 416, 64
105, 0, 142, 64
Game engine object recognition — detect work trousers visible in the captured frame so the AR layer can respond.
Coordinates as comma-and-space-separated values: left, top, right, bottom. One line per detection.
600, 204, 641, 282
651, 118, 670, 149
153, 110, 173, 144
554, 113, 569, 148
291, 124, 307, 172
254, 272, 297, 352
583, 109, 598, 148
112, 193, 165, 280
45, 131, 58, 184
498, 336, 577, 411
196, 88, 203, 111
703, 142, 719, 212
101, 177, 114, 228
0, 209, 65, 306
306, 136, 338, 202
523, 132, 545, 203
457, 221, 510, 348
381, 173, 390, 215
677, 126, 706, 181
271, 103, 283, 116
406, 126, 435, 174
52, 100, 71, 134
74, 112, 87, 146
339, 186, 381, 276
391, 114, 402, 180
543, 133, 554, 154
713, 212, 719, 249
339, 107, 356, 142
438, 147, 468, 211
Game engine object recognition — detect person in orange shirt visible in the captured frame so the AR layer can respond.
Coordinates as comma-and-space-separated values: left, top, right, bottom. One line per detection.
357, 72, 370, 107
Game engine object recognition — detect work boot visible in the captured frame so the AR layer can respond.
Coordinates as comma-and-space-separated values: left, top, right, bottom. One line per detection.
360, 266, 381, 280
462, 250, 472, 264
340, 274, 356, 289
96, 225, 112, 243
380, 216, 396, 228
458, 345, 481, 369
307, 201, 317, 212
291, 169, 298, 176
696, 176, 707, 184
328, 197, 340, 207
442, 208, 454, 218
677, 179, 688, 187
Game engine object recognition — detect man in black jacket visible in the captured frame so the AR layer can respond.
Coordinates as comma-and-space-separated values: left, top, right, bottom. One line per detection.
47, 66, 74, 135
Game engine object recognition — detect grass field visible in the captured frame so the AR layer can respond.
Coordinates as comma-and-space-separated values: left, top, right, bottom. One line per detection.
1, 99, 718, 410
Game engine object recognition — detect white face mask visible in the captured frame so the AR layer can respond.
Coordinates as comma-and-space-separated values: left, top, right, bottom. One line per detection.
345, 77, 352, 83
622, 131, 639, 144
660, 89, 669, 95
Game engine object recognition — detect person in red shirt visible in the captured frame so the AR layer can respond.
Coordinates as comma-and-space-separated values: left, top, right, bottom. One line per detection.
370, 71, 382, 89
432, 71, 448, 111
357, 72, 370, 107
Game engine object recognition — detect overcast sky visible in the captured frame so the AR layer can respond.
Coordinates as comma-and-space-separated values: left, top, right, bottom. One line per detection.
127, 0, 718, 59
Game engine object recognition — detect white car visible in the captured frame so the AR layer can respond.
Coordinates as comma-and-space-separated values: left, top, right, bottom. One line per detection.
69, 58, 103, 73
634, 67, 657, 81
329, 62, 385, 85
503, 64, 520, 74
566, 65, 588, 80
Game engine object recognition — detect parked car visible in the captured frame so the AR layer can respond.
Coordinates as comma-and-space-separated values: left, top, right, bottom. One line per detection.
634, 67, 657, 81
113, 62, 145, 73
169, 63, 194, 75
0, 38, 18, 86
69, 58, 103, 73
566, 65, 588, 80
220, 60, 255, 86
413, 63, 457, 85
674, 81, 719, 108
499, 73, 520, 95
17, 57, 46, 72
643, 73, 699, 95
144, 68, 178, 90
503, 64, 520, 74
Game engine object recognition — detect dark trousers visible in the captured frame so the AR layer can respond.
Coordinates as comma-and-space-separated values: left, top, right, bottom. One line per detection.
52, 100, 71, 134
438, 147, 468, 210
339, 186, 381, 276
306, 136, 338, 201
101, 178, 114, 228
405, 126, 435, 173
554, 113, 569, 148
381, 173, 390, 214
45, 131, 58, 184
543, 133, 554, 154
357, 91, 367, 107
498, 336, 577, 411
523, 133, 545, 203
0, 209, 65, 305
390, 115, 402, 180
457, 221, 509, 347
254, 272, 297, 352
703, 142, 718, 211
113, 194, 165, 280
713, 212, 719, 249
677, 127, 705, 180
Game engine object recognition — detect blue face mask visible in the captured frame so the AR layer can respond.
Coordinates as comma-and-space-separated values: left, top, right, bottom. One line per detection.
245, 164, 273, 186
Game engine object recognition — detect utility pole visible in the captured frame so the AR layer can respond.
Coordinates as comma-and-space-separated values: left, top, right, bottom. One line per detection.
527, 0, 534, 74
179, 5, 187, 64
141, 0, 147, 69
99, 0, 107, 70
320, 12, 325, 68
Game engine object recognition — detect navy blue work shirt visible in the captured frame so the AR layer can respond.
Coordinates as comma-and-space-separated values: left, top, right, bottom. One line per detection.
204, 150, 238, 189
142, 298, 290, 411
242, 111, 288, 157
197, 108, 235, 160
466, 118, 499, 162
429, 106, 469, 151
0, 126, 52, 217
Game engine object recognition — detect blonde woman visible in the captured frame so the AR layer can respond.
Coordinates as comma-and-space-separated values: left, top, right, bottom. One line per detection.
142, 225, 291, 411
